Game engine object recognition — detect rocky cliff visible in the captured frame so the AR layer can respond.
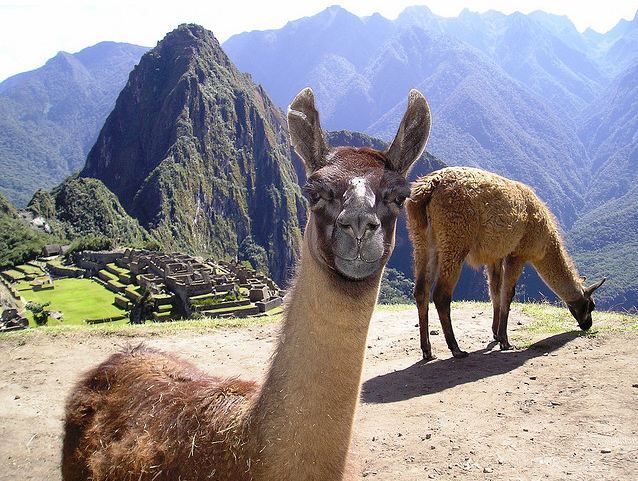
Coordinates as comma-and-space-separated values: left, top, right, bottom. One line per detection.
81, 24, 305, 282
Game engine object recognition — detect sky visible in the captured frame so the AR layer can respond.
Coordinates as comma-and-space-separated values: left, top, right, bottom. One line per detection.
1, 0, 637, 82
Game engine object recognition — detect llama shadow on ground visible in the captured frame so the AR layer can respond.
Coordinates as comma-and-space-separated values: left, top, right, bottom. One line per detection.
361, 331, 581, 404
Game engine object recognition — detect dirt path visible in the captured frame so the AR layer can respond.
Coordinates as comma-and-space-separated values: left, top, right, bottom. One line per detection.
1, 305, 636, 480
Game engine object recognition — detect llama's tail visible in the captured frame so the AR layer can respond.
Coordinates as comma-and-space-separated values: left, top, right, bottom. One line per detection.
406, 173, 441, 235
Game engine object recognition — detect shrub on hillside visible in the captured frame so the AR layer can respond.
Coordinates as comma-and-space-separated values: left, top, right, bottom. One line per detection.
378, 268, 415, 304
238, 236, 269, 274
26, 301, 50, 326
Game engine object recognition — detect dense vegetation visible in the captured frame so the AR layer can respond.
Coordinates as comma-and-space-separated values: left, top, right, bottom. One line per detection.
28, 176, 148, 245
0, 193, 55, 268
80, 25, 305, 283
378, 268, 415, 304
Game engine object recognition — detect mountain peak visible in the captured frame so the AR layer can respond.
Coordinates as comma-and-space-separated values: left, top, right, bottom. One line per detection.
81, 24, 304, 282
161, 23, 221, 48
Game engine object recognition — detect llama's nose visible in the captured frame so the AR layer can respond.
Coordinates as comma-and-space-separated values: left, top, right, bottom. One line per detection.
337, 211, 380, 240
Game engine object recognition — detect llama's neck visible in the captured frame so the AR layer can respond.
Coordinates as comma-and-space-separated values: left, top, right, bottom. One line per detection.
247, 236, 382, 480
533, 231, 583, 304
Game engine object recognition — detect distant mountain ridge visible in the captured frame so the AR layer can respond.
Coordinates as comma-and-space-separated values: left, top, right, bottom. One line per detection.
224, 5, 638, 308
0, 41, 148, 206
224, 6, 603, 227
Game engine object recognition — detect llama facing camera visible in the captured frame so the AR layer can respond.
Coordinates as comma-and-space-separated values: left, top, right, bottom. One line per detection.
61, 87, 432, 481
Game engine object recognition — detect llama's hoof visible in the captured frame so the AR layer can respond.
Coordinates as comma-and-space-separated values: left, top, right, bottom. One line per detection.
422, 352, 437, 362
452, 349, 468, 359
499, 341, 513, 351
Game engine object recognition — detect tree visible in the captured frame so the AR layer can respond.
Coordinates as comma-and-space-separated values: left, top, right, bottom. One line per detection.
26, 301, 51, 326
378, 268, 415, 304
238, 236, 269, 273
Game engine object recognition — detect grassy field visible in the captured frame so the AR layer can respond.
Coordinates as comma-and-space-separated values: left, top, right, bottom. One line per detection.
16, 277, 126, 326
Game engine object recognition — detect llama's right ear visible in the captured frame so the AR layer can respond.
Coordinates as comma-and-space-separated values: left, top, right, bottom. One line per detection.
288, 88, 329, 175
385, 89, 432, 176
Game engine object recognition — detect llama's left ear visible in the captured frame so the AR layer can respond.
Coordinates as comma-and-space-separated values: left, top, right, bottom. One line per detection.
584, 277, 606, 297
288, 88, 329, 175
385, 89, 431, 176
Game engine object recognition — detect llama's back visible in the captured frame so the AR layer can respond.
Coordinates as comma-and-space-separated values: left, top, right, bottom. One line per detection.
62, 345, 257, 481
410, 167, 546, 266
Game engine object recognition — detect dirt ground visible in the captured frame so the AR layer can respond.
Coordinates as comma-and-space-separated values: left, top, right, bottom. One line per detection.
0, 305, 636, 481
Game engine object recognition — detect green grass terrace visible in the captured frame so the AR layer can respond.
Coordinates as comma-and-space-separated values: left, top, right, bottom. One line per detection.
15, 277, 127, 327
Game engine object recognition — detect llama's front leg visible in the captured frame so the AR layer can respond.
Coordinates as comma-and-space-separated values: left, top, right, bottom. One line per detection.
486, 260, 503, 341
433, 257, 466, 358
497, 256, 525, 350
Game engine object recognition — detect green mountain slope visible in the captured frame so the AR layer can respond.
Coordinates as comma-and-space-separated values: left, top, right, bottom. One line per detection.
0, 193, 53, 268
0, 42, 147, 207
568, 182, 638, 310
81, 25, 305, 282
27, 177, 148, 245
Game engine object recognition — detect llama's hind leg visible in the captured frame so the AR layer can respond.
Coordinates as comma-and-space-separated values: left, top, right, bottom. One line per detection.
414, 249, 436, 361
432, 252, 467, 358
486, 260, 504, 341
496, 256, 525, 350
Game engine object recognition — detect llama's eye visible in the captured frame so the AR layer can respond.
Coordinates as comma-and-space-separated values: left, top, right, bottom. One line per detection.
304, 183, 334, 207
394, 196, 406, 208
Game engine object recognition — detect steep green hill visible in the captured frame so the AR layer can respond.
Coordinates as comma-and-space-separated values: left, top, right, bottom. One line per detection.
0, 193, 53, 268
27, 177, 148, 245
568, 182, 638, 310
81, 25, 305, 282
0, 42, 147, 207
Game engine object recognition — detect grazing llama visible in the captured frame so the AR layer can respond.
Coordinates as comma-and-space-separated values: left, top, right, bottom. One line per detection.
61, 88, 432, 481
406, 167, 605, 361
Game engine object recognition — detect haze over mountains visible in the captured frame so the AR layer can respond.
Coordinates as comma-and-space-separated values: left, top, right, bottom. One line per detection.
0, 42, 148, 206
0, 6, 636, 307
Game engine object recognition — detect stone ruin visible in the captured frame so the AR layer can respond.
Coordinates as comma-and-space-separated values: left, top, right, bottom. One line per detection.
1, 308, 28, 332
80, 249, 285, 321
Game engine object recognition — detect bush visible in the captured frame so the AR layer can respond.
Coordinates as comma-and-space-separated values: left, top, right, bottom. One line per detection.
142, 239, 162, 251
378, 268, 415, 304
238, 236, 269, 273
26, 301, 51, 326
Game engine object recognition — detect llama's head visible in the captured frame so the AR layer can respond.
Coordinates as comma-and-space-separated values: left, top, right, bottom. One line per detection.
288, 88, 431, 281
568, 277, 606, 330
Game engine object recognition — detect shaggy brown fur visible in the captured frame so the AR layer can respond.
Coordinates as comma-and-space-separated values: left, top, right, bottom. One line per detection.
62, 345, 256, 480
62, 87, 431, 481
407, 167, 605, 360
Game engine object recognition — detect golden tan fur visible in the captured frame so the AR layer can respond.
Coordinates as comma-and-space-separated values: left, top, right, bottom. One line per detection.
407, 167, 603, 359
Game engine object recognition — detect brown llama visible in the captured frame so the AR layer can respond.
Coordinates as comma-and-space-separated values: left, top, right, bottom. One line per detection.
61, 88, 432, 481
406, 167, 606, 361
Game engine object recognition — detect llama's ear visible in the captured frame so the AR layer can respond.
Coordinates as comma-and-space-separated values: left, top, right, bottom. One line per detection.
288, 88, 329, 175
385, 89, 431, 176
584, 277, 606, 297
